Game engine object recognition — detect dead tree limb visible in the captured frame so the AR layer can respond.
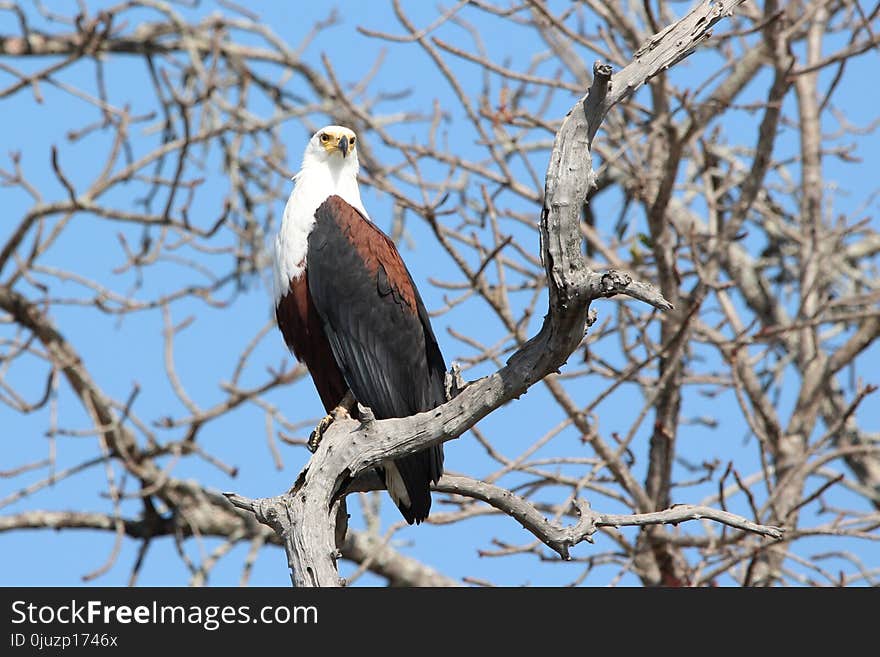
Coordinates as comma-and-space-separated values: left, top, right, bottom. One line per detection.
226, 0, 752, 587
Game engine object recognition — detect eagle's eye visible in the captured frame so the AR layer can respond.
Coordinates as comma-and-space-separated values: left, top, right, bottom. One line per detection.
320, 133, 330, 142
350, 137, 356, 145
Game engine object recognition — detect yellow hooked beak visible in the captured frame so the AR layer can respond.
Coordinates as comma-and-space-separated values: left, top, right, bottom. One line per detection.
320, 130, 355, 157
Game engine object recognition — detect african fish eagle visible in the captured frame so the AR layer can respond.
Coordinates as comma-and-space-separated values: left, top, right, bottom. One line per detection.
272, 125, 446, 525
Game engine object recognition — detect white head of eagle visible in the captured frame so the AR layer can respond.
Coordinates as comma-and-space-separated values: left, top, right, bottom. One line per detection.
272, 125, 368, 304
272, 125, 446, 525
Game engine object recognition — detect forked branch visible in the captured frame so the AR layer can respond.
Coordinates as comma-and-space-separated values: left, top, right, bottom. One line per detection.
227, 0, 758, 587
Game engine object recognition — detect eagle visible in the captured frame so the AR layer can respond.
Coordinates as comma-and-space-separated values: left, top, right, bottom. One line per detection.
272, 125, 446, 524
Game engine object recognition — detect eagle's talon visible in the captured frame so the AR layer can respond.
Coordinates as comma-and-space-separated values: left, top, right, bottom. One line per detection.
308, 393, 355, 453
331, 403, 352, 422
308, 414, 333, 453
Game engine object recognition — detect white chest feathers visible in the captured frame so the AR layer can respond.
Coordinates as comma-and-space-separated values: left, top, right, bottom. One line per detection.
272, 161, 368, 306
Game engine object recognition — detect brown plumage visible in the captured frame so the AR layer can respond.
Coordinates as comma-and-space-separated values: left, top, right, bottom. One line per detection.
276, 195, 446, 524
274, 268, 347, 412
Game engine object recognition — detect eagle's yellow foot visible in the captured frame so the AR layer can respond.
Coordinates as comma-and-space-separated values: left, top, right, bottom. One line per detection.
307, 392, 356, 453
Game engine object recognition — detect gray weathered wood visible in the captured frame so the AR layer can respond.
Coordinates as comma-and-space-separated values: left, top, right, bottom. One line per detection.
227, 0, 749, 587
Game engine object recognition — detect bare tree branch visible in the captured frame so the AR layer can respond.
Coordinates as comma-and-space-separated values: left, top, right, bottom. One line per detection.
227, 0, 751, 587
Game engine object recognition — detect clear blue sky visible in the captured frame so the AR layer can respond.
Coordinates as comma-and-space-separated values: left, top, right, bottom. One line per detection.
2, 1, 878, 586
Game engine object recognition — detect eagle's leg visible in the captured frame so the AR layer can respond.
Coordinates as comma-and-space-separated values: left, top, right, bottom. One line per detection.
308, 390, 356, 453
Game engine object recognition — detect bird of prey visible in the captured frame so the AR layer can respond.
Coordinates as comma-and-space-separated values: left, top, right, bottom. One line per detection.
272, 125, 446, 524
